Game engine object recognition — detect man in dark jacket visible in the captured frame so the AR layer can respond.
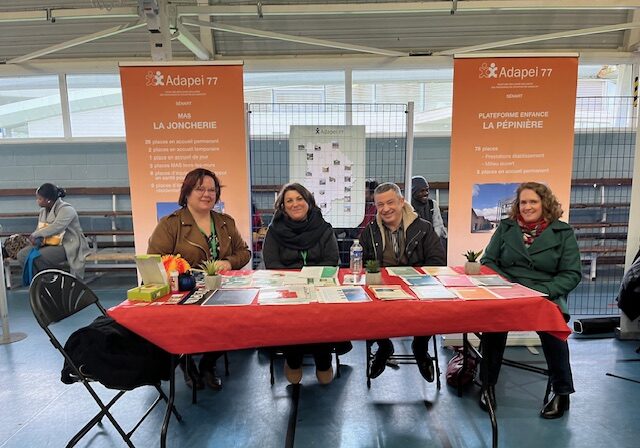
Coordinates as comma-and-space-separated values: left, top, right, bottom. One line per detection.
361, 182, 446, 382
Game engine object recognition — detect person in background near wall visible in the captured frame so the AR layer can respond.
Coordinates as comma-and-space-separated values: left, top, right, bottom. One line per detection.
361, 182, 446, 382
357, 179, 379, 234
411, 176, 448, 251
17, 183, 90, 282
480, 182, 581, 419
148, 168, 251, 391
263, 182, 347, 385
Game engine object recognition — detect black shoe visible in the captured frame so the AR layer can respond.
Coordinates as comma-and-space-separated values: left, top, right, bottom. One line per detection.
180, 357, 204, 390
369, 348, 393, 379
200, 366, 223, 390
479, 386, 497, 413
540, 393, 569, 419
415, 353, 435, 382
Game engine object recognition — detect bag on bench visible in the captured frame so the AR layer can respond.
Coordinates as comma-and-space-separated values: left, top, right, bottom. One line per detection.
3, 234, 31, 259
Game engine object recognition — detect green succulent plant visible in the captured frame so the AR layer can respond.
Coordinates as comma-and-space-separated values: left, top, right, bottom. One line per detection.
365, 259, 381, 273
196, 259, 222, 276
463, 249, 483, 262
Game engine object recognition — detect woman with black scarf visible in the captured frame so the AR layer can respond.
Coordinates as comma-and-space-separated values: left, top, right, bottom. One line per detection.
262, 183, 340, 384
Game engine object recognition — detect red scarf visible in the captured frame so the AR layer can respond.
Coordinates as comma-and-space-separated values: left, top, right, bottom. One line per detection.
517, 215, 548, 247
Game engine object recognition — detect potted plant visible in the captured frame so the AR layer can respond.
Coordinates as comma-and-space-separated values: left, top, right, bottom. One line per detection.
365, 260, 382, 285
197, 259, 223, 291
463, 249, 483, 275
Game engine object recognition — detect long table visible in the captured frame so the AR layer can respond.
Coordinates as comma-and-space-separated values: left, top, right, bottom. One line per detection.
108, 267, 571, 447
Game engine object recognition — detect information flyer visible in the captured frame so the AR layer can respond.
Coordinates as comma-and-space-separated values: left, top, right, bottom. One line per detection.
119, 62, 250, 255
448, 56, 578, 265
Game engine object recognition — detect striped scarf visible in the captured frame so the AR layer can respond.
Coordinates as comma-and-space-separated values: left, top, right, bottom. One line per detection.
517, 215, 548, 247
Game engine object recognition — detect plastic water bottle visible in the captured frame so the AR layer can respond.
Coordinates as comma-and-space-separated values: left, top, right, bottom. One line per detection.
349, 239, 363, 281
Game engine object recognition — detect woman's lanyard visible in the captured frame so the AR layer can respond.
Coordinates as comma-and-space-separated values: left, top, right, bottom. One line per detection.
199, 219, 218, 259
300, 250, 308, 266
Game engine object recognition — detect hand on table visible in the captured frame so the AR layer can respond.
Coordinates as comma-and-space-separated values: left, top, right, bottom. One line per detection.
214, 260, 232, 272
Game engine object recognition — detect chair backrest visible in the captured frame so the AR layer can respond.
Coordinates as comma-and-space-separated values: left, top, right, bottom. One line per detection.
29, 269, 106, 329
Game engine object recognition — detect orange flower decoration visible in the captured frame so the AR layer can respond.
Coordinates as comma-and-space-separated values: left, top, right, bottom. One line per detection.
161, 254, 191, 275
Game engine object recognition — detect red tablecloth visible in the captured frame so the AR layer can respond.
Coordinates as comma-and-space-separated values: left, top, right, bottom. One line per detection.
108, 267, 571, 355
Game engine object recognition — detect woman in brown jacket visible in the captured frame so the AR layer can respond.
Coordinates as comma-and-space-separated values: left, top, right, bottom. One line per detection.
148, 168, 251, 390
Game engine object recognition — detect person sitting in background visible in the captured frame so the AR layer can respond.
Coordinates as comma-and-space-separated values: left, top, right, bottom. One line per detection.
148, 168, 251, 390
262, 182, 344, 385
479, 182, 581, 419
17, 183, 90, 282
411, 176, 447, 242
361, 182, 445, 382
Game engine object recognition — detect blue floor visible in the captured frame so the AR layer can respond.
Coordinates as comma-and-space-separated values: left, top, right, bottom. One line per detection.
1, 273, 639, 448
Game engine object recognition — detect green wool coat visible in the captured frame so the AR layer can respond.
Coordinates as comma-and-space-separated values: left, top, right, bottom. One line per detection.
481, 218, 581, 317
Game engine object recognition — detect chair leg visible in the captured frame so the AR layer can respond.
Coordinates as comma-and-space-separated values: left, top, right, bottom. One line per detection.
335, 351, 341, 378
67, 391, 126, 447
269, 351, 275, 386
432, 335, 441, 390
224, 352, 230, 376
366, 340, 372, 389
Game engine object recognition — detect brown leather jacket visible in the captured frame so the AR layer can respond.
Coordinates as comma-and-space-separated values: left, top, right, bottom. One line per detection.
147, 207, 251, 269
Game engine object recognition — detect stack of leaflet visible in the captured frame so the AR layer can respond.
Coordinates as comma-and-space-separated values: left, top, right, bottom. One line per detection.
369, 285, 414, 300
299, 266, 339, 286
258, 286, 316, 305
316, 286, 371, 303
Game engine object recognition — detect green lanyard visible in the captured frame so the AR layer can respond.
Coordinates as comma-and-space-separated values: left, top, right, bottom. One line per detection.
199, 219, 218, 259
300, 250, 308, 266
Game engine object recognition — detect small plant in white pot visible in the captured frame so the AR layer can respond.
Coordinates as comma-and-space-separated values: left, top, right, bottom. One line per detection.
365, 260, 382, 285
197, 259, 223, 291
463, 249, 483, 275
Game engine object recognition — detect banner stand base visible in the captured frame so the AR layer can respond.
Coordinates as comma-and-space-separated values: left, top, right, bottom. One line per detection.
0, 332, 27, 345
615, 327, 640, 341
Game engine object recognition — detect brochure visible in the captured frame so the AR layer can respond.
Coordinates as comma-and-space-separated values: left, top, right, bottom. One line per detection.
317, 286, 371, 303
410, 285, 458, 300
422, 266, 458, 276
258, 286, 316, 305
342, 273, 366, 285
401, 275, 440, 286
470, 275, 513, 287
486, 284, 547, 299
436, 275, 477, 287
369, 285, 414, 300
449, 287, 500, 300
202, 288, 259, 306
385, 266, 423, 277
221, 275, 253, 288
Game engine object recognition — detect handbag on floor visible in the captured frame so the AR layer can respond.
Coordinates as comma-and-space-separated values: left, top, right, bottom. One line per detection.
446, 348, 477, 387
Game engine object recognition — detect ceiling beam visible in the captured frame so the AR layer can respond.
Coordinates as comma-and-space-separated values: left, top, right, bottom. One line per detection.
6, 21, 145, 64
623, 10, 640, 51
4, 2, 640, 24
437, 21, 640, 56
182, 19, 408, 57
177, 1, 640, 17
176, 22, 212, 60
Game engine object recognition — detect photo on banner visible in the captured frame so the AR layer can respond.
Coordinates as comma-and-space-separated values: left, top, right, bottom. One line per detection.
119, 62, 250, 254
448, 55, 578, 265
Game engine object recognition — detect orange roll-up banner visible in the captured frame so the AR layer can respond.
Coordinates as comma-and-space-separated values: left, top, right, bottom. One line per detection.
119, 62, 250, 258
448, 56, 578, 265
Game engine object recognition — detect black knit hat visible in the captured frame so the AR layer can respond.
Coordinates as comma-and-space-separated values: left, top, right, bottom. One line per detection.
411, 176, 429, 196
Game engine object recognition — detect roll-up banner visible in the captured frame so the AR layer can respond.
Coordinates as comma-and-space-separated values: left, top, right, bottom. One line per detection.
448, 55, 578, 265
119, 62, 250, 257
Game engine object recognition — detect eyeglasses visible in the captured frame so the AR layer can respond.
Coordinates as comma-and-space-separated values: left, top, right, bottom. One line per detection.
194, 187, 216, 196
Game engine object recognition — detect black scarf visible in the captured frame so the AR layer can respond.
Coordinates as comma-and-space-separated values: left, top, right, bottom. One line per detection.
268, 207, 331, 251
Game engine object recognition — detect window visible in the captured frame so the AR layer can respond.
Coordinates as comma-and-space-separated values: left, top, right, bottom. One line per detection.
0, 75, 63, 139
66, 74, 125, 137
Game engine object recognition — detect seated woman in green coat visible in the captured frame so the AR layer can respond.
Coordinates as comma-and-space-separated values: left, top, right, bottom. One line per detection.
479, 182, 581, 419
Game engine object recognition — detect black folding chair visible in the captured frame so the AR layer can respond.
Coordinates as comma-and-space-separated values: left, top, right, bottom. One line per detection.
29, 269, 181, 447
